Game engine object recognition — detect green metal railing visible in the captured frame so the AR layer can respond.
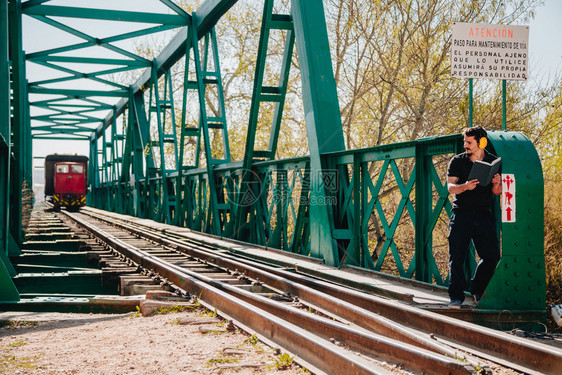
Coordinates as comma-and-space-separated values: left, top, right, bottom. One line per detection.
89, 131, 545, 313
128, 135, 460, 283
89, 132, 544, 310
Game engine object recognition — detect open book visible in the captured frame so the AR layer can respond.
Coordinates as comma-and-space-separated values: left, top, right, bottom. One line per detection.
467, 157, 501, 186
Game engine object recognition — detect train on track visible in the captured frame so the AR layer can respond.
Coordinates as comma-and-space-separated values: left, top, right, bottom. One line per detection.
44, 154, 89, 211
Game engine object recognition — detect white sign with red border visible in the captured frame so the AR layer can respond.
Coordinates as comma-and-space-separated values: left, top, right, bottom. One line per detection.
502, 174, 516, 222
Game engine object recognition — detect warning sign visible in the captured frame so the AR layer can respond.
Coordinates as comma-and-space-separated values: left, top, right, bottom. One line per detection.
451, 22, 529, 81
502, 174, 516, 223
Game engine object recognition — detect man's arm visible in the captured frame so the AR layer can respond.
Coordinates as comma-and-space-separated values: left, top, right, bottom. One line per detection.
491, 173, 502, 196
448, 176, 479, 194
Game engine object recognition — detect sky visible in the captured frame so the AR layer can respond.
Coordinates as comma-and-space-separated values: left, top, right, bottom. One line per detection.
27, 0, 562, 169
527, 0, 562, 85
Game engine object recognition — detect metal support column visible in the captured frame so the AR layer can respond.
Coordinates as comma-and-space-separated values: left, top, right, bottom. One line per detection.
147, 66, 179, 223
291, 0, 346, 266
87, 136, 98, 207
1, 0, 20, 302
120, 90, 148, 217
234, 0, 295, 240
189, 18, 231, 234
9, 0, 30, 248
479, 132, 545, 311
415, 144, 431, 282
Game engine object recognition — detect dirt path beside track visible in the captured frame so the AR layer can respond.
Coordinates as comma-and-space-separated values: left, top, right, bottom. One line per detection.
0, 310, 307, 375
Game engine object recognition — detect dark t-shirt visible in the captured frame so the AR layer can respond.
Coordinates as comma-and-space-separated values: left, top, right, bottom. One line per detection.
447, 150, 500, 211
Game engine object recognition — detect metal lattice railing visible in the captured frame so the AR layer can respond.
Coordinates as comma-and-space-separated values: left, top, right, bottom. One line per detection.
95, 135, 468, 287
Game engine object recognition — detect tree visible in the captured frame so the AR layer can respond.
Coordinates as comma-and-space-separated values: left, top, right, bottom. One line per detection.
324, 0, 543, 150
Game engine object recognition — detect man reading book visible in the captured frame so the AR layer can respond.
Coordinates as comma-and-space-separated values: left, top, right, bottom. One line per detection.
446, 126, 502, 309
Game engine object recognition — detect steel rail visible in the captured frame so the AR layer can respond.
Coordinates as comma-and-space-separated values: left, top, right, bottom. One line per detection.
63, 211, 387, 375
79, 207, 562, 375
65, 210, 478, 374
118, 211, 558, 375
80, 209, 476, 360
213, 249, 562, 375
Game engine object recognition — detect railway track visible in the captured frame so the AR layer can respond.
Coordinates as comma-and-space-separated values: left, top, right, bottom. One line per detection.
54, 206, 561, 375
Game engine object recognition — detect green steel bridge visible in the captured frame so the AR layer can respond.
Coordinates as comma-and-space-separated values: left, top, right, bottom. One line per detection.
1, 1, 545, 321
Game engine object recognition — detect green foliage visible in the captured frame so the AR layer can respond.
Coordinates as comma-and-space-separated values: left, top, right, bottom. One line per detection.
269, 352, 294, 370
7, 339, 27, 348
198, 307, 218, 318
324, 0, 543, 151
21, 178, 33, 230
0, 320, 38, 328
202, 328, 226, 335
131, 305, 142, 318
153, 304, 195, 315
451, 352, 482, 374
474, 364, 485, 375
0, 354, 37, 372
535, 81, 562, 178
245, 333, 260, 346
537, 81, 562, 333
206, 355, 239, 367
452, 352, 468, 363
544, 181, 562, 333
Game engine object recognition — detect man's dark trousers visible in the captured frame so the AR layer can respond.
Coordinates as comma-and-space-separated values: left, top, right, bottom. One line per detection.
448, 209, 501, 302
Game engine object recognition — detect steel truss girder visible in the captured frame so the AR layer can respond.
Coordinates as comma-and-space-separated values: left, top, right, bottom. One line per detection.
242, 0, 295, 163
291, 0, 347, 266
23, 5, 189, 25
93, 0, 239, 140
186, 22, 230, 233
175, 26, 228, 228
234, 0, 296, 241
23, 0, 191, 139
89, 2, 240, 227
0, 0, 19, 302
8, 0, 31, 252
1, 0, 29, 302
89, 0, 348, 266
146, 66, 180, 223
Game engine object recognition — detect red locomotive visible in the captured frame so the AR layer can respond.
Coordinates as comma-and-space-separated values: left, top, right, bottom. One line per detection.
44, 154, 89, 210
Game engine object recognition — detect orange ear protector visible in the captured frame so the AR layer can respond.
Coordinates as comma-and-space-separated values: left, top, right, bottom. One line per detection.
478, 136, 488, 149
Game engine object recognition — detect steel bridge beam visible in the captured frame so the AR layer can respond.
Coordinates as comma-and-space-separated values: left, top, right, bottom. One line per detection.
9, 0, 31, 251
479, 132, 545, 310
93, 0, 238, 139
1, 0, 21, 302
23, 5, 188, 24
291, 0, 347, 265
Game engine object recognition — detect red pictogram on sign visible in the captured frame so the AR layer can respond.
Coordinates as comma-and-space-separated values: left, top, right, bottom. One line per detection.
506, 207, 513, 221
503, 175, 513, 191
505, 191, 513, 205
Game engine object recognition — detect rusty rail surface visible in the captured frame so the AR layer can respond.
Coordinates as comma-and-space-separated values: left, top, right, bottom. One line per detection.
67, 207, 562, 374
64, 210, 474, 374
